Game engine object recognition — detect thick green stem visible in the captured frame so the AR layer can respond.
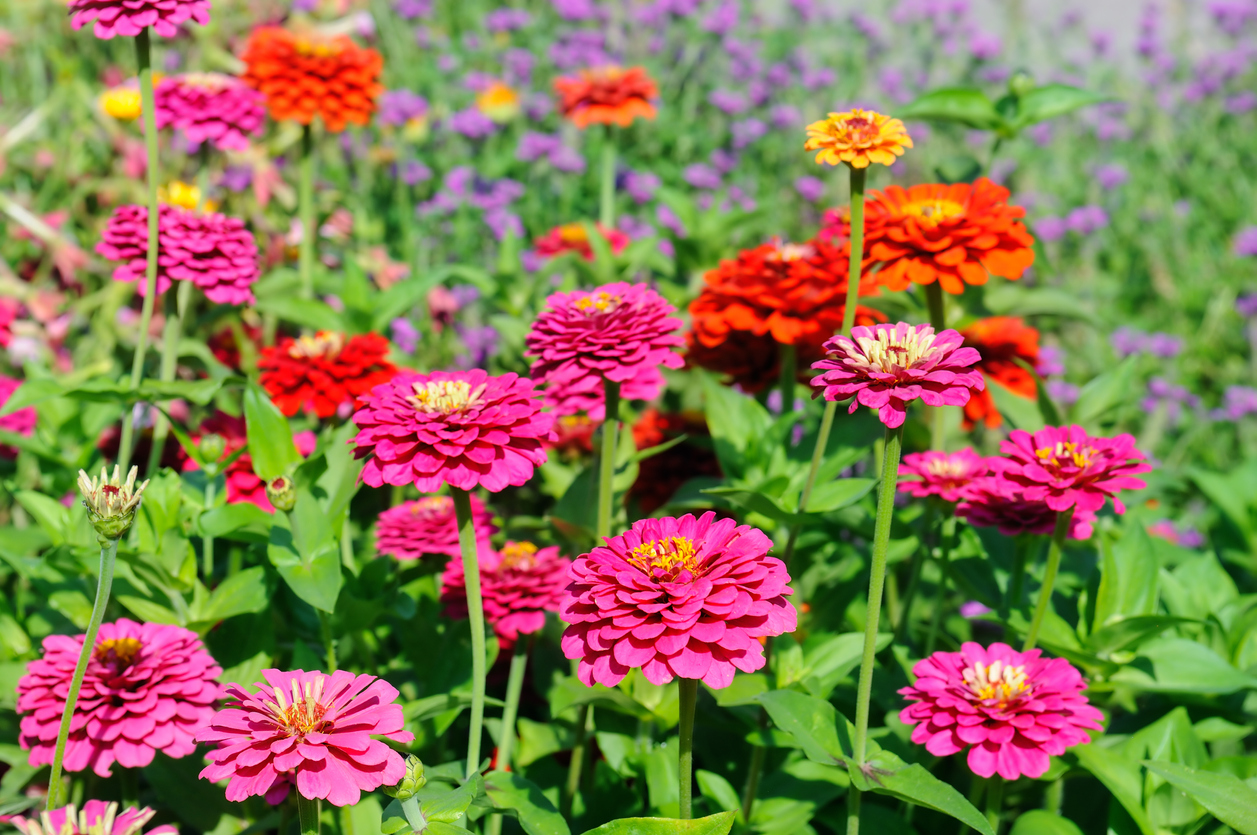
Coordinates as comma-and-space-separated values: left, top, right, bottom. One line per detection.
147, 280, 193, 479
677, 678, 698, 820
842, 166, 867, 336
117, 28, 162, 473
985, 775, 1005, 835
924, 282, 947, 450
740, 742, 767, 822
596, 379, 621, 540
453, 488, 487, 779
599, 130, 616, 229
399, 797, 426, 834
496, 637, 529, 774
845, 785, 862, 835
202, 477, 217, 578
46, 538, 119, 809
298, 123, 317, 300
1022, 509, 1074, 652
297, 794, 320, 835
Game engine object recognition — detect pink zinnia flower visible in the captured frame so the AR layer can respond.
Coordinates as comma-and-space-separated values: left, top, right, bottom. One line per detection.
16, 619, 222, 777
810, 322, 985, 428
351, 369, 554, 493
375, 495, 498, 561
898, 448, 987, 502
956, 468, 1097, 540
898, 642, 1104, 780
11, 802, 176, 835
97, 204, 259, 306
998, 425, 1150, 514
1, 374, 37, 459
68, 0, 210, 39
154, 73, 266, 152
442, 540, 571, 645
525, 281, 685, 419
195, 669, 413, 807
560, 511, 797, 689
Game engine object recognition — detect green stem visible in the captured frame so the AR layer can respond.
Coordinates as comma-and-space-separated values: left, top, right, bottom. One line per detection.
146, 279, 192, 479
925, 516, 956, 657
596, 378, 621, 540
599, 129, 616, 229
46, 538, 119, 809
453, 488, 487, 779
842, 166, 867, 337
399, 797, 426, 834
297, 794, 320, 835
298, 123, 317, 300
677, 678, 698, 820
340, 517, 354, 572
961, 778, 985, 835
202, 476, 217, 578
1005, 536, 1029, 618
496, 637, 529, 774
924, 282, 947, 450
777, 341, 796, 427
562, 704, 594, 817
117, 27, 162, 473
985, 775, 1005, 835
894, 502, 937, 644
740, 743, 767, 822
319, 611, 336, 672
845, 784, 861, 835
1022, 509, 1073, 652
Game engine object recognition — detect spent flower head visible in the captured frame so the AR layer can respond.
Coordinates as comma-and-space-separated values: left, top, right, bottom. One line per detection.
77, 466, 149, 542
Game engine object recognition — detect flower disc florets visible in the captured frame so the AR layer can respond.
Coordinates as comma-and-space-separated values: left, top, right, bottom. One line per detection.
441, 540, 571, 644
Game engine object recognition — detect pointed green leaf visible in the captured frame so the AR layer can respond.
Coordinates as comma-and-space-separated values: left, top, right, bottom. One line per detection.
856, 750, 994, 835
895, 87, 1008, 131
484, 771, 570, 835
1010, 84, 1111, 130
757, 689, 850, 766
244, 381, 300, 481
1071, 744, 1154, 835
578, 811, 736, 835
267, 491, 343, 612
1144, 761, 1257, 835
1008, 810, 1084, 835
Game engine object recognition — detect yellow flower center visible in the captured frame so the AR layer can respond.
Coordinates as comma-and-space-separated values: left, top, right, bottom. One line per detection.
411, 496, 453, 516
95, 637, 143, 666
1035, 442, 1097, 469
407, 379, 487, 414
294, 37, 343, 58
900, 198, 965, 226
628, 536, 702, 579
159, 180, 214, 212
962, 660, 1029, 707
500, 541, 539, 570
926, 457, 969, 479
767, 240, 815, 262
558, 223, 590, 244
265, 676, 330, 737
559, 414, 594, 430
287, 331, 345, 360
852, 327, 939, 373
101, 87, 142, 121
574, 291, 621, 314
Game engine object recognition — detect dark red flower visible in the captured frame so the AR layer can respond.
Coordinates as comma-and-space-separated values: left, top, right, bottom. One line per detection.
258, 332, 396, 418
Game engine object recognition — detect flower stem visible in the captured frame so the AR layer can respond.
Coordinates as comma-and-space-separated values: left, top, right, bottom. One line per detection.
319, 611, 337, 672
146, 279, 193, 479
740, 742, 767, 822
452, 487, 487, 779
1004, 536, 1030, 618
297, 794, 320, 835
677, 677, 698, 820
925, 516, 955, 657
894, 501, 937, 644
496, 636, 529, 774
46, 537, 119, 809
985, 775, 1005, 835
562, 704, 594, 817
399, 797, 426, 834
298, 123, 317, 301
847, 425, 904, 835
596, 378, 621, 541
1022, 509, 1073, 652
778, 341, 796, 431
117, 27, 162, 473
924, 283, 947, 450
599, 129, 616, 229
202, 476, 217, 578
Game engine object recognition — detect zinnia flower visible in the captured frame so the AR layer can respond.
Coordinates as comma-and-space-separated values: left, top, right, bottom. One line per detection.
898, 449, 988, 503
375, 495, 497, 561
533, 223, 630, 261
545, 414, 600, 458
810, 322, 985, 429
804, 108, 912, 168
898, 642, 1104, 780
525, 282, 685, 418
955, 464, 1096, 540
195, 669, 413, 806
17, 619, 222, 777
96, 204, 260, 305
560, 512, 797, 689
100, 85, 142, 120
351, 369, 554, 492
475, 81, 522, 122
959, 316, 1040, 429
998, 425, 1150, 514
241, 27, 383, 133
153, 72, 266, 152
258, 332, 397, 419
1, 374, 37, 459
554, 66, 658, 128
68, 0, 209, 39
441, 540, 571, 644
11, 802, 176, 835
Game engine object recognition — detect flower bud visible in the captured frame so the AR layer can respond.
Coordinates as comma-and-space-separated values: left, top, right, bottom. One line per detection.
384, 755, 426, 800
1008, 70, 1035, 99
77, 465, 150, 544
198, 433, 226, 464
266, 476, 296, 512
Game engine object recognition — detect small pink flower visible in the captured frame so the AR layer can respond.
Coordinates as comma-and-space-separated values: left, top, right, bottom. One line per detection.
154, 73, 266, 152
375, 495, 498, 561
525, 281, 685, 418
810, 322, 985, 428
97, 204, 259, 305
351, 369, 554, 493
898, 448, 987, 502
899, 642, 1104, 780
195, 669, 413, 807
955, 464, 1096, 540
561, 512, 796, 689
998, 425, 1149, 514
16, 619, 222, 777
442, 540, 571, 645
68, 0, 210, 39
0, 374, 37, 459
11, 801, 176, 835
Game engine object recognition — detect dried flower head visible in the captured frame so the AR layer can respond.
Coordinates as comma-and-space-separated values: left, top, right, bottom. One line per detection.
77, 466, 149, 542
804, 108, 912, 169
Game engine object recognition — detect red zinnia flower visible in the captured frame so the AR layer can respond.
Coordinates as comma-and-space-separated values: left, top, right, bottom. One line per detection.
258, 331, 396, 419
534, 223, 630, 261
554, 66, 658, 128
960, 316, 1040, 429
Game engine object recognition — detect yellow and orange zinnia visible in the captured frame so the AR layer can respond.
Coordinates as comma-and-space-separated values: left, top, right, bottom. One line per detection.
553, 66, 658, 129
804, 108, 912, 169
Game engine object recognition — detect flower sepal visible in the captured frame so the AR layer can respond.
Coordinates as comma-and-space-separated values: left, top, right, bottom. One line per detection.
77, 466, 149, 544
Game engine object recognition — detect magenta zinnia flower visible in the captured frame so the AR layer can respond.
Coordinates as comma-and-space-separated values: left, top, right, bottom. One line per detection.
442, 540, 571, 645
998, 425, 1150, 514
898, 642, 1104, 780
1, 374, 37, 459
154, 73, 266, 151
97, 204, 259, 305
898, 448, 987, 502
11, 802, 176, 835
16, 619, 222, 777
560, 512, 796, 689
351, 369, 554, 493
810, 322, 985, 428
195, 669, 413, 807
955, 459, 1096, 539
68, 0, 210, 39
525, 281, 685, 418
375, 494, 498, 561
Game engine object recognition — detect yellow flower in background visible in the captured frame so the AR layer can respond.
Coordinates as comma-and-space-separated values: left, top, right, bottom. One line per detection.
100, 86, 142, 121
158, 181, 217, 212
804, 108, 913, 169
475, 81, 521, 122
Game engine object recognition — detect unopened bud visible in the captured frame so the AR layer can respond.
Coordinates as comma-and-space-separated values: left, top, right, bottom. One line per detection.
384, 755, 426, 800
198, 433, 226, 463
1008, 70, 1035, 99
266, 476, 296, 512
78, 465, 149, 544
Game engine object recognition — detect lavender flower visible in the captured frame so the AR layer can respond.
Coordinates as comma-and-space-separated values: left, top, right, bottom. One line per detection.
1035, 216, 1067, 242
448, 108, 497, 139
794, 176, 825, 202
1065, 206, 1109, 235
1236, 293, 1257, 317
770, 104, 802, 129
454, 323, 500, 368
391, 318, 420, 353
657, 204, 688, 238
625, 171, 661, 204
552, 0, 599, 20
684, 164, 722, 190
709, 89, 749, 114
1110, 327, 1148, 358
485, 8, 530, 31
378, 90, 428, 127
702, 0, 738, 34
1094, 164, 1128, 189
968, 31, 1001, 60
1213, 386, 1257, 420
731, 118, 767, 149
402, 161, 432, 185
1036, 345, 1065, 376
1046, 380, 1080, 407
394, 0, 432, 18
1233, 226, 1257, 256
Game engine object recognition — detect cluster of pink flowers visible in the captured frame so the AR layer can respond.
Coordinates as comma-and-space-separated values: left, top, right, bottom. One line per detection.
154, 73, 266, 151
97, 204, 259, 305
68, 0, 210, 39
442, 540, 571, 645
375, 494, 497, 561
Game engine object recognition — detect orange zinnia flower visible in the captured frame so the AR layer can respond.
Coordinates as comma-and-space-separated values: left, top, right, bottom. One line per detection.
959, 316, 1040, 429
241, 26, 383, 133
686, 237, 885, 392
843, 177, 1036, 295
554, 66, 658, 129
804, 108, 912, 169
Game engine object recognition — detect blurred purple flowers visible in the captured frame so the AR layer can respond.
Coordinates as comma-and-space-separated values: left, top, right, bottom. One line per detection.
1111, 327, 1184, 359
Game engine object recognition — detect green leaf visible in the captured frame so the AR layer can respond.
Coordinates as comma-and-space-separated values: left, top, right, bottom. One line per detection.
1144, 761, 1257, 835
144, 751, 240, 832
14, 490, 69, 545
424, 774, 484, 823
1068, 356, 1138, 428
895, 87, 1008, 131
483, 771, 570, 835
316, 421, 365, 521
578, 811, 736, 835
1071, 744, 1155, 835
1086, 616, 1193, 656
244, 381, 300, 481
702, 487, 800, 524
137, 377, 238, 405
1008, 810, 1084, 835
1110, 637, 1257, 695
116, 595, 182, 625
1010, 84, 1111, 130
254, 297, 345, 332
267, 490, 343, 612
804, 478, 876, 514
854, 749, 994, 835
756, 689, 849, 766
699, 372, 772, 475
0, 378, 65, 415
199, 503, 273, 540
548, 675, 650, 720
695, 770, 741, 814
988, 383, 1045, 432
190, 567, 269, 625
